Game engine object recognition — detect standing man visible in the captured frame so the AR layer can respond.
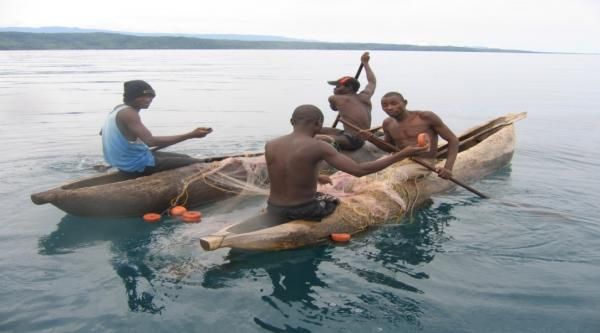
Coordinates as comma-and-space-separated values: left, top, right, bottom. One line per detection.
318, 52, 376, 151
264, 104, 427, 223
101, 80, 212, 175
373, 92, 459, 179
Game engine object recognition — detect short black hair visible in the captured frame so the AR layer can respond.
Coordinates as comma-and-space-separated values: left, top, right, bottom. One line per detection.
123, 80, 156, 104
382, 91, 405, 100
291, 104, 323, 125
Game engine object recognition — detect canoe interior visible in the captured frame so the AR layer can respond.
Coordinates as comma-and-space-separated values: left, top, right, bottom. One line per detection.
61, 172, 140, 190
437, 112, 526, 158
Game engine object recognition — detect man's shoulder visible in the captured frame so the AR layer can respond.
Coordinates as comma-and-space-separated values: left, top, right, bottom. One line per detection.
116, 106, 139, 118
413, 110, 437, 120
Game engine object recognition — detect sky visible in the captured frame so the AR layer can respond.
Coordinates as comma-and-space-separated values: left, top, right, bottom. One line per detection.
1, 0, 599, 53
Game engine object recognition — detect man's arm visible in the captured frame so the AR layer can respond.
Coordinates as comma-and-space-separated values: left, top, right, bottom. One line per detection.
321, 141, 427, 177
357, 119, 396, 153
427, 112, 458, 179
358, 52, 376, 101
119, 110, 212, 149
328, 95, 339, 111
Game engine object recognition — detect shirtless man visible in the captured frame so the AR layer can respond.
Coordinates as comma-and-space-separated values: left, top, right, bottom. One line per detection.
372, 91, 459, 179
264, 104, 427, 223
101, 80, 212, 175
318, 52, 376, 151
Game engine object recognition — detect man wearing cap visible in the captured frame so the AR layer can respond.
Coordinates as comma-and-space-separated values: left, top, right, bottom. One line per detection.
101, 80, 213, 175
318, 52, 376, 151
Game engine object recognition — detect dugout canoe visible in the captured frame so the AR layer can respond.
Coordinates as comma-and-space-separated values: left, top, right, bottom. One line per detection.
30, 141, 386, 218
199, 112, 527, 251
30, 152, 268, 217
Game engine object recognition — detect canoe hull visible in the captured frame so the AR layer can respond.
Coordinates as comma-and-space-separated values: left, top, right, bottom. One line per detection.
31, 157, 264, 217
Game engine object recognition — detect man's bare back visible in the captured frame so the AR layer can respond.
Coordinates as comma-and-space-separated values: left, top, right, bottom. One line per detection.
266, 133, 326, 206
265, 104, 427, 221
318, 52, 376, 151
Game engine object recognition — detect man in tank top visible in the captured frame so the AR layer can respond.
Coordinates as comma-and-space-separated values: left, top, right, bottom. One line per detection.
101, 80, 212, 175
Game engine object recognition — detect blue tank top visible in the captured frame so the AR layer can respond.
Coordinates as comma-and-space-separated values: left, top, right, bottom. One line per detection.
101, 105, 155, 172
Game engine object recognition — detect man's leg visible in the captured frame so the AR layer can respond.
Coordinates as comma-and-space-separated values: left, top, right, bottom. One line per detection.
144, 151, 204, 174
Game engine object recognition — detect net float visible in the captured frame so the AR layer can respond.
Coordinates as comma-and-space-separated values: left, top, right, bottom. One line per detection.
170, 205, 187, 216
417, 133, 429, 147
330, 233, 351, 242
181, 211, 202, 223
143, 213, 161, 223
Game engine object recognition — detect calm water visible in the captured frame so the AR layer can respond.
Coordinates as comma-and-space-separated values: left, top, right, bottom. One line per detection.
1, 50, 599, 332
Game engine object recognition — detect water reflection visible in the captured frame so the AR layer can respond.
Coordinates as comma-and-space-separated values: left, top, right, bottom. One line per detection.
201, 199, 468, 332
203, 247, 329, 332
37, 193, 475, 328
38, 214, 172, 314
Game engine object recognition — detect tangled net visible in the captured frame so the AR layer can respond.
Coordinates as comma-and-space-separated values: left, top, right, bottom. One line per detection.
168, 154, 432, 227
317, 159, 432, 230
170, 155, 270, 208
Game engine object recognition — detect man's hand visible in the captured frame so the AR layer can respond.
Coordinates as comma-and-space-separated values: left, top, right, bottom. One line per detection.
190, 127, 213, 138
361, 52, 370, 64
398, 143, 429, 157
435, 166, 453, 179
318, 175, 333, 185
357, 129, 374, 140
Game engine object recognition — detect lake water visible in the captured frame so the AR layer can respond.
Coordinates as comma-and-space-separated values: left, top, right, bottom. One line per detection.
1, 50, 599, 332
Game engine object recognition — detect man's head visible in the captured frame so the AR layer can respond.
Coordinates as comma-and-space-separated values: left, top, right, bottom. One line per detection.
381, 92, 407, 118
328, 76, 360, 94
290, 104, 324, 131
123, 80, 156, 107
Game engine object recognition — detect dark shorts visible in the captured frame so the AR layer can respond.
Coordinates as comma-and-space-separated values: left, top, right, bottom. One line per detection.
121, 151, 203, 176
340, 131, 365, 151
267, 192, 340, 223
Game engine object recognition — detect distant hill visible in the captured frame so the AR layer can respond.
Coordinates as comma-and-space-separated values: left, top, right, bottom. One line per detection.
0, 26, 311, 42
0, 29, 534, 53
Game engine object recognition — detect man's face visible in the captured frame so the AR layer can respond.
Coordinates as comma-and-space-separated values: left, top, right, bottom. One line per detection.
133, 94, 154, 109
333, 84, 352, 95
381, 95, 406, 118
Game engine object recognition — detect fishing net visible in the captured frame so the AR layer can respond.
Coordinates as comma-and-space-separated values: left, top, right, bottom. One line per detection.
316, 159, 433, 229
169, 153, 433, 226
170, 156, 270, 208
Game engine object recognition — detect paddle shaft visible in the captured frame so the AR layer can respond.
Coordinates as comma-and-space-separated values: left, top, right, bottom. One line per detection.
94, 150, 264, 172
331, 63, 364, 128
338, 117, 490, 199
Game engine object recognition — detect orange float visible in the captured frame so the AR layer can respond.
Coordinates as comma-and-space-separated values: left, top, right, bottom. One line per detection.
417, 133, 429, 147
143, 213, 161, 223
330, 233, 351, 242
181, 211, 202, 223
170, 205, 187, 216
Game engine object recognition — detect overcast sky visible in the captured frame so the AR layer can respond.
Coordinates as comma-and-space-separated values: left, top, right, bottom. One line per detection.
1, 0, 599, 53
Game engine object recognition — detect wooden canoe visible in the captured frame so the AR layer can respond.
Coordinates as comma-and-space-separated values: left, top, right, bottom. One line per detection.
199, 112, 527, 251
29, 144, 384, 218
30, 152, 267, 217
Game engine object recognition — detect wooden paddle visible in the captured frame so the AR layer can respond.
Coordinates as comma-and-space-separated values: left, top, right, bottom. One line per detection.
338, 117, 490, 199
331, 62, 364, 128
93, 150, 264, 172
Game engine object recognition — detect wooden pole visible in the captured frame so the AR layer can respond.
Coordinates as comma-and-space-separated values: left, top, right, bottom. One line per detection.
338, 117, 490, 199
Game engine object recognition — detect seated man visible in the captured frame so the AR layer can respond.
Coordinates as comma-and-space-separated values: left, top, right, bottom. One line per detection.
101, 80, 212, 175
318, 52, 376, 151
372, 91, 459, 179
264, 104, 427, 223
